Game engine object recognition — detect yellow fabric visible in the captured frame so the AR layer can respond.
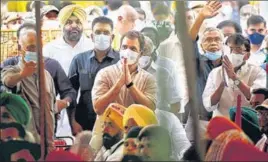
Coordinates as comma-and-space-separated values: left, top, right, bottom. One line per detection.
249, 1, 259, 5
58, 4, 87, 25
74, 1, 105, 7
7, 1, 28, 12
112, 33, 121, 51
123, 104, 158, 127
103, 103, 126, 130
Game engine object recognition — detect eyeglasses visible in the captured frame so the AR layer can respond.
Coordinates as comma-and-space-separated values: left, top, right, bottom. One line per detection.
203, 37, 223, 43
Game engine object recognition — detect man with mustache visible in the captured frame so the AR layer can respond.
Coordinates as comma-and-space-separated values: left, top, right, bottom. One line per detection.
94, 103, 125, 161
43, 4, 92, 136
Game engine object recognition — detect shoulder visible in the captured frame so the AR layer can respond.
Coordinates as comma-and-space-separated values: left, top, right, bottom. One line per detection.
73, 50, 94, 60
140, 69, 156, 82
2, 56, 20, 67
2, 65, 20, 72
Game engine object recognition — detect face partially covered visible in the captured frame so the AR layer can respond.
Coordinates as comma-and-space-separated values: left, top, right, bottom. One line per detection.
201, 30, 223, 53
123, 137, 139, 155
124, 118, 138, 134
257, 109, 268, 134
102, 117, 122, 150
138, 137, 156, 161
250, 94, 265, 108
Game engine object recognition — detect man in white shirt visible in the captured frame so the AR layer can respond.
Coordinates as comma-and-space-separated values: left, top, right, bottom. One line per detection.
94, 103, 125, 161
203, 34, 266, 118
43, 4, 92, 137
43, 4, 93, 73
246, 15, 267, 66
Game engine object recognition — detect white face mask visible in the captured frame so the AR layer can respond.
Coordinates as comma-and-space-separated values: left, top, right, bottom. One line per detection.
120, 49, 139, 65
134, 19, 146, 31
139, 56, 151, 69
94, 34, 111, 51
227, 53, 244, 67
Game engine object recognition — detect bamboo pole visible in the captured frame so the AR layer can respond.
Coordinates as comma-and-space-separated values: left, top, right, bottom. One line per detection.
175, 1, 204, 160
35, 1, 46, 160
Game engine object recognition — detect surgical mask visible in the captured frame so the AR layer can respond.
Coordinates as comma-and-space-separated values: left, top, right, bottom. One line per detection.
248, 33, 265, 45
204, 51, 222, 61
227, 53, 244, 67
120, 49, 139, 65
94, 34, 111, 51
134, 19, 145, 31
24, 51, 38, 63
139, 56, 151, 69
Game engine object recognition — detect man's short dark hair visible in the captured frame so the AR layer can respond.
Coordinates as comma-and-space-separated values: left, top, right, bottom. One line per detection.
252, 88, 268, 100
120, 30, 145, 53
217, 20, 242, 34
135, 8, 146, 19
17, 22, 36, 39
247, 15, 266, 28
226, 34, 251, 52
152, 3, 170, 16
105, 0, 123, 11
127, 1, 141, 8
91, 16, 113, 30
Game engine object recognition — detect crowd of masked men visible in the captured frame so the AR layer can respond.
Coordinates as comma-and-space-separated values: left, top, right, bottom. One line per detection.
1, 1, 268, 161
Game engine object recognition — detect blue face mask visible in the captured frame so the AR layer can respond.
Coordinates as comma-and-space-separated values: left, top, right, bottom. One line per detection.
248, 32, 265, 45
24, 51, 38, 62
204, 51, 222, 61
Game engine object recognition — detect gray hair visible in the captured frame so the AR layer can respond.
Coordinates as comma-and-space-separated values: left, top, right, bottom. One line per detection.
201, 27, 224, 43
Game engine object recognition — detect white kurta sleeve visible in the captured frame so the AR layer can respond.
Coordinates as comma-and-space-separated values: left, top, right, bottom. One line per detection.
202, 70, 219, 112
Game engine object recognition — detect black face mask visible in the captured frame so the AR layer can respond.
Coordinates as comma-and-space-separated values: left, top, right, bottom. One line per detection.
103, 133, 120, 150
121, 155, 143, 162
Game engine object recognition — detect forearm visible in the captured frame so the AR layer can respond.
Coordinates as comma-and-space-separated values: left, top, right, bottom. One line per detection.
238, 81, 251, 100
93, 81, 122, 115
189, 14, 205, 41
4, 72, 23, 88
211, 82, 225, 106
129, 85, 156, 110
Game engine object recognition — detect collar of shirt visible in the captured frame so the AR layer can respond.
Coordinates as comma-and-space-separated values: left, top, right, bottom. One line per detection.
89, 48, 117, 60
108, 139, 124, 154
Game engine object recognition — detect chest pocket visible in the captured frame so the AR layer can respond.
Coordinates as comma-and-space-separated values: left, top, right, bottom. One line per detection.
79, 70, 94, 91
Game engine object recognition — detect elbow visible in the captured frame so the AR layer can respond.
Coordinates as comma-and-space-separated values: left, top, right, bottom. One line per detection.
93, 100, 104, 115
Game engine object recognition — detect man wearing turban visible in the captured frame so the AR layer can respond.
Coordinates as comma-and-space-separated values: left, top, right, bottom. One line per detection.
94, 103, 125, 161
0, 93, 30, 126
43, 4, 93, 136
123, 104, 158, 134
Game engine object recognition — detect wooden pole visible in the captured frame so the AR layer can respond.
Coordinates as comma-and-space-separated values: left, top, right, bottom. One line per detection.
35, 1, 46, 160
175, 2, 204, 160
235, 95, 242, 128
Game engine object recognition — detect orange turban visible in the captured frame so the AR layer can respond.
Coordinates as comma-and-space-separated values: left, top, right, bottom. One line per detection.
103, 103, 126, 130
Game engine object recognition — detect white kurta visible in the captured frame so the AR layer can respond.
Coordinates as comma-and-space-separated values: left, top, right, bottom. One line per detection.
202, 63, 266, 118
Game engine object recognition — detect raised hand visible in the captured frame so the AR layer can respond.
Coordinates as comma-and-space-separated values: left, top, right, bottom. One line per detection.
222, 55, 237, 81
20, 60, 37, 78
200, 1, 222, 19
123, 58, 132, 85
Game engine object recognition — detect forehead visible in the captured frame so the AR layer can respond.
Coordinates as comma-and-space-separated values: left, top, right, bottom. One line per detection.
122, 37, 140, 48
248, 23, 266, 29
227, 42, 244, 48
204, 30, 221, 38
125, 138, 137, 143
93, 22, 112, 31
20, 31, 37, 45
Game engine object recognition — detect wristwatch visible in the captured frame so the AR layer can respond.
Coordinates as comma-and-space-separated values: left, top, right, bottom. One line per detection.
234, 79, 240, 86
66, 101, 70, 107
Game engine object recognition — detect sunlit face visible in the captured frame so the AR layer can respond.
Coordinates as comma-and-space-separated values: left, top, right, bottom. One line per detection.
124, 118, 138, 134
250, 94, 265, 108
19, 29, 37, 53
201, 30, 223, 52
103, 117, 121, 137
0, 106, 17, 124
118, 15, 137, 35
63, 16, 83, 42
123, 138, 139, 155
44, 11, 58, 20
6, 19, 23, 30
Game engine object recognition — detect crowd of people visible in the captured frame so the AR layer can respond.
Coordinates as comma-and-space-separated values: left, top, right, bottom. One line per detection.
1, 0, 268, 161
